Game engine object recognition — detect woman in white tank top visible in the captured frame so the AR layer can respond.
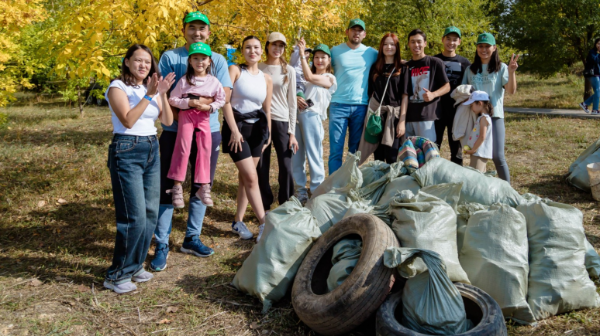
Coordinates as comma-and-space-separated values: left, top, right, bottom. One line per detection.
221, 36, 273, 242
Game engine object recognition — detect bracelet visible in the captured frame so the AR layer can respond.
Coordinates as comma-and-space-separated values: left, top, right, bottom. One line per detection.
143, 95, 153, 101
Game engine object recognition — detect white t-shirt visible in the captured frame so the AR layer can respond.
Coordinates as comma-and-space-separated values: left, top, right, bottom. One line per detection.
106, 80, 160, 136
303, 73, 337, 120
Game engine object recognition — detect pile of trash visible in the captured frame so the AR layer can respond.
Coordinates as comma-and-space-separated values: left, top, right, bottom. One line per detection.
567, 136, 600, 200
232, 152, 600, 335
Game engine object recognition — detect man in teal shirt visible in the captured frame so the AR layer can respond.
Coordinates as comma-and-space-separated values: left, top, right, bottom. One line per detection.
329, 18, 378, 174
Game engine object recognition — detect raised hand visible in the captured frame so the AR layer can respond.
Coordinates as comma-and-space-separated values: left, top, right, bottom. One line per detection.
422, 88, 435, 102
508, 54, 519, 73
146, 73, 159, 96
158, 72, 176, 94
298, 38, 306, 55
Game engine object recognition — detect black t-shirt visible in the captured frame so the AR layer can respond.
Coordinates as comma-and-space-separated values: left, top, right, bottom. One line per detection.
368, 64, 405, 107
434, 53, 471, 114
402, 56, 449, 122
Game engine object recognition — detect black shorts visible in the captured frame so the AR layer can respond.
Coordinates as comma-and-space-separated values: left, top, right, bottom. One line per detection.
226, 122, 265, 162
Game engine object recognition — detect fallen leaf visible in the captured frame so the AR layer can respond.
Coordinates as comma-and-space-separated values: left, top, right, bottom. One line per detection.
30, 279, 43, 287
233, 263, 242, 267
157, 319, 172, 325
37, 200, 46, 208
166, 306, 178, 313
250, 322, 259, 329
57, 198, 67, 204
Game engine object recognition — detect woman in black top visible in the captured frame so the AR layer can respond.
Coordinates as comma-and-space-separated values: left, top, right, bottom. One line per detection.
367, 33, 406, 163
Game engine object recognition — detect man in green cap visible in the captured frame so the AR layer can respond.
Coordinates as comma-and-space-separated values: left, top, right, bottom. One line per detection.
328, 18, 378, 174
434, 26, 471, 166
153, 11, 233, 270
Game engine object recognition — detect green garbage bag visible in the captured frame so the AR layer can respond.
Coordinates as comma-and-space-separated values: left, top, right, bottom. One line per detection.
566, 137, 600, 191
342, 193, 374, 219
456, 203, 487, 252
305, 193, 350, 234
384, 247, 470, 335
412, 157, 524, 207
388, 189, 470, 284
584, 238, 600, 279
459, 203, 536, 325
232, 197, 322, 313
517, 194, 600, 320
312, 151, 363, 198
327, 238, 362, 291
359, 162, 406, 205
420, 183, 463, 211
359, 160, 390, 185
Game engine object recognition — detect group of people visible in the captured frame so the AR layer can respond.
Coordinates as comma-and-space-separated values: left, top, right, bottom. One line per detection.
102, 11, 521, 294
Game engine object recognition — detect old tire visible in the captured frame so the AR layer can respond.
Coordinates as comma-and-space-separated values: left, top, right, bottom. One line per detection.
376, 283, 507, 336
292, 214, 400, 336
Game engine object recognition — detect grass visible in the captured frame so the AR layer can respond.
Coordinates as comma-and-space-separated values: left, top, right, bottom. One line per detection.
504, 73, 584, 109
1, 93, 600, 335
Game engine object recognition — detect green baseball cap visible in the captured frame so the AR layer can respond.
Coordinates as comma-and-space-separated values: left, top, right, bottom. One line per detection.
184, 11, 210, 26
188, 42, 212, 57
443, 26, 461, 38
477, 32, 496, 45
347, 18, 365, 30
312, 43, 331, 57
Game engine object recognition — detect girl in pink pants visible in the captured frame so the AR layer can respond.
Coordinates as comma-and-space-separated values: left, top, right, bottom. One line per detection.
167, 42, 225, 207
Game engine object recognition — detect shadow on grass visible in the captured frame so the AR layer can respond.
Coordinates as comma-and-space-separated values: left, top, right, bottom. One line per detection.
1, 128, 112, 147
521, 173, 597, 206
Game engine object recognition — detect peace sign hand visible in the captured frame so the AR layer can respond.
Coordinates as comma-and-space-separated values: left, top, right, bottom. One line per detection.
298, 38, 306, 55
508, 54, 519, 73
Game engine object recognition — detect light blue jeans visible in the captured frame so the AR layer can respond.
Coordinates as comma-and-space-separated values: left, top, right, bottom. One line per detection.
584, 76, 600, 111
328, 103, 368, 174
155, 197, 207, 245
292, 111, 325, 193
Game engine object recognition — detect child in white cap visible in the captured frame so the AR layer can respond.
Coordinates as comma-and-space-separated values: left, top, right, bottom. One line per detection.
462, 90, 494, 172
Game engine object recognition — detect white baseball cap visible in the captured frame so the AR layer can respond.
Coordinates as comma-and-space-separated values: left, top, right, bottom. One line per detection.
462, 90, 490, 105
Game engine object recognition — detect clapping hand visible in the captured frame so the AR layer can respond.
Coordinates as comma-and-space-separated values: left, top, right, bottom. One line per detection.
508, 54, 519, 73
146, 73, 159, 96
158, 72, 176, 94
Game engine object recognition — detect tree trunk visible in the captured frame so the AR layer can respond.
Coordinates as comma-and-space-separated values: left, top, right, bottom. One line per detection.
584, 77, 593, 101
77, 85, 84, 118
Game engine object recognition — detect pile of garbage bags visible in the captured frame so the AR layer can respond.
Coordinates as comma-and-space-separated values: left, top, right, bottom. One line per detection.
232, 152, 600, 331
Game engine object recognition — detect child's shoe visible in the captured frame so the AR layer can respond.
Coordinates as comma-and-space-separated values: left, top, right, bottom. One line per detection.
580, 102, 591, 113
166, 184, 184, 209
232, 221, 253, 240
181, 236, 214, 257
150, 243, 169, 271
593, 110, 600, 115
195, 184, 214, 207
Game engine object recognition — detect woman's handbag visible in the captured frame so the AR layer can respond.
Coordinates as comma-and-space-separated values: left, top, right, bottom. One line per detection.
364, 68, 395, 144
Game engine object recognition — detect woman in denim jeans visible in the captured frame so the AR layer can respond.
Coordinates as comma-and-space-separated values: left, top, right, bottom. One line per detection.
104, 44, 175, 293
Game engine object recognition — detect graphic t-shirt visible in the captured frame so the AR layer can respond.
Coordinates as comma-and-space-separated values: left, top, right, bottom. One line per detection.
402, 56, 449, 122
434, 53, 471, 115
462, 63, 509, 118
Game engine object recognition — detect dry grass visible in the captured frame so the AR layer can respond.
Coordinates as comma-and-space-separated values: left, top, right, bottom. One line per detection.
1, 96, 600, 335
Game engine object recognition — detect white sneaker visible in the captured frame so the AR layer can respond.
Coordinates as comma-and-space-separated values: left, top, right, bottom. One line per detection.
232, 221, 253, 240
580, 102, 591, 113
593, 110, 600, 115
256, 223, 265, 243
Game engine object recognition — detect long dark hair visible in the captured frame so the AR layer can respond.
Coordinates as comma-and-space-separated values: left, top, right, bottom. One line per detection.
117, 44, 159, 87
470, 45, 501, 74
239, 36, 261, 70
372, 33, 402, 81
594, 38, 600, 50
185, 55, 212, 85
310, 51, 332, 74
265, 38, 289, 84
474, 101, 494, 117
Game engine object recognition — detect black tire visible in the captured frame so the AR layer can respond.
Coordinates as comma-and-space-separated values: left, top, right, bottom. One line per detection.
292, 214, 400, 336
376, 283, 507, 336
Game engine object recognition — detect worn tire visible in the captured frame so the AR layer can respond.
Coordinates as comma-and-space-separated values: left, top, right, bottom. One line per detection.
292, 214, 400, 336
376, 283, 507, 336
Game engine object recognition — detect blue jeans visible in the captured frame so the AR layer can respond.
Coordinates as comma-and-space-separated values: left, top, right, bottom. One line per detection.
155, 131, 221, 245
106, 134, 160, 284
292, 111, 325, 193
584, 76, 600, 111
328, 103, 368, 174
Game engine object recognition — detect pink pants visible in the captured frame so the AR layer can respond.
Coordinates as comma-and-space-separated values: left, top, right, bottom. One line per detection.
167, 109, 211, 184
